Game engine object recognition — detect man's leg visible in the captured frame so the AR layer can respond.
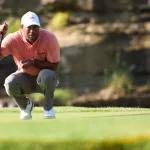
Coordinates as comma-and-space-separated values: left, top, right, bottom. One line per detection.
36, 69, 57, 113
4, 72, 36, 111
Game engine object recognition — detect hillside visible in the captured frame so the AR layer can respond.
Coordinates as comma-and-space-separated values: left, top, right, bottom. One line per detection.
1, 1, 150, 107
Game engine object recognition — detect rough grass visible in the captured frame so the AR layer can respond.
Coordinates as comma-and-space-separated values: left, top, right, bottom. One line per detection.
0, 136, 150, 150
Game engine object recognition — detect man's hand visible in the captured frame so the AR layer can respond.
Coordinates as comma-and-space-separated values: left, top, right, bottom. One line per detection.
20, 59, 59, 71
20, 59, 34, 69
0, 23, 8, 35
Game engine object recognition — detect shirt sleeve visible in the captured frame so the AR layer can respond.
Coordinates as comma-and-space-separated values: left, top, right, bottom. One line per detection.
46, 33, 60, 63
0, 34, 13, 57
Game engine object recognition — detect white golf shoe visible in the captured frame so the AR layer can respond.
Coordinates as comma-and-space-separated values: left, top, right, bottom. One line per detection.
20, 100, 34, 120
44, 108, 55, 119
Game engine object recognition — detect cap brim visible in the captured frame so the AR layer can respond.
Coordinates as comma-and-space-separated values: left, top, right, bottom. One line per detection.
23, 21, 40, 27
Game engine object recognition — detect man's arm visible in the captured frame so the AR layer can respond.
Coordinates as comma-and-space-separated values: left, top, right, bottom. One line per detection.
20, 59, 59, 71
0, 23, 8, 59
0, 23, 8, 35
0, 33, 4, 59
33, 59, 59, 71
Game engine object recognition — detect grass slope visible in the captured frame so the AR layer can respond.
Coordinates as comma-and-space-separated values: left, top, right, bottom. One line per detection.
0, 107, 149, 140
0, 107, 150, 150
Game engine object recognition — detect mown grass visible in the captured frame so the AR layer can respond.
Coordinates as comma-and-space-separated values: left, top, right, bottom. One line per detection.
0, 107, 150, 150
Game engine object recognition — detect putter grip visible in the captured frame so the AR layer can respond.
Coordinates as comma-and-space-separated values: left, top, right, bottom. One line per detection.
0, 34, 2, 43
0, 33, 3, 45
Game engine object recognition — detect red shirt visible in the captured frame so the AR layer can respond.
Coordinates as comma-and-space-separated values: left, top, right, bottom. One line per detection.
1, 28, 60, 76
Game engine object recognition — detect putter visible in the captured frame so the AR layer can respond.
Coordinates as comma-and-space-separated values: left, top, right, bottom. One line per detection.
0, 23, 7, 45
0, 33, 3, 45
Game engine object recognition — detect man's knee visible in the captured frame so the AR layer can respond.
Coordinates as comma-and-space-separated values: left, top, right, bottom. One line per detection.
37, 69, 57, 85
4, 74, 18, 96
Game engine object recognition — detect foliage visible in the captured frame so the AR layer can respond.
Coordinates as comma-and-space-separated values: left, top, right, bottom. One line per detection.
0, 12, 10, 24
54, 88, 76, 106
50, 12, 69, 30
27, 88, 76, 106
105, 70, 133, 96
6, 17, 20, 34
54, 88, 75, 100
104, 47, 133, 96
27, 93, 44, 102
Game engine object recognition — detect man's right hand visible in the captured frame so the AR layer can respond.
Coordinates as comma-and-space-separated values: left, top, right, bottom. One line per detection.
0, 23, 8, 35
0, 23, 7, 58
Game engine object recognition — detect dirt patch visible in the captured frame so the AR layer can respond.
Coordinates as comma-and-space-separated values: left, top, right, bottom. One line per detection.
72, 85, 150, 108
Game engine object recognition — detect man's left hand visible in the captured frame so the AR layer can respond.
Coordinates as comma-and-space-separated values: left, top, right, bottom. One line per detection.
20, 59, 34, 69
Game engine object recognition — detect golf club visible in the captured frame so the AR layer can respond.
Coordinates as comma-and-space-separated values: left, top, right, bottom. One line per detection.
0, 33, 3, 46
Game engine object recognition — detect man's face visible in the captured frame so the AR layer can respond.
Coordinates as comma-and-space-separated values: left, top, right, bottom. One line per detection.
21, 25, 39, 44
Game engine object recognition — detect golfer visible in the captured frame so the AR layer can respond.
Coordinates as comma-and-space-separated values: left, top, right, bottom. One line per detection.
0, 11, 60, 120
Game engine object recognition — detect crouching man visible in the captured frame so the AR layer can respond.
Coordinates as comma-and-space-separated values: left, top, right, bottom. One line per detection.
0, 11, 60, 120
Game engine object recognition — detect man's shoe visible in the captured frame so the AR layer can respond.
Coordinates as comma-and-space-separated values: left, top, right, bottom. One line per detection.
44, 108, 55, 119
20, 100, 34, 120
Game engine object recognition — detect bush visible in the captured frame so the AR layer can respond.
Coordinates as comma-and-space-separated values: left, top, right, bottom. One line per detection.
54, 88, 76, 106
50, 12, 69, 30
7, 18, 20, 34
106, 70, 133, 96
27, 88, 76, 106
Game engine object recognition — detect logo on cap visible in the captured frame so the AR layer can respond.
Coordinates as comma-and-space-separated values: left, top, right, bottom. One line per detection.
30, 17, 35, 19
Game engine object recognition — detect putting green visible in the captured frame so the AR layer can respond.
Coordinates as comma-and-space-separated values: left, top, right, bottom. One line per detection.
0, 107, 150, 141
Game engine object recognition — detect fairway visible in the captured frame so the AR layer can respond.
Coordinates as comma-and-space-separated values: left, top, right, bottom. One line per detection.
0, 107, 150, 141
